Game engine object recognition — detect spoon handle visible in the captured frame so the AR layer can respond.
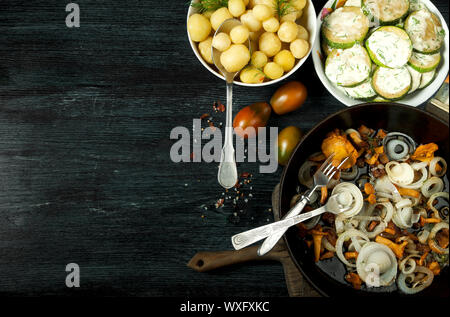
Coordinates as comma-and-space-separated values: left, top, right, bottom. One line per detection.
218, 82, 238, 189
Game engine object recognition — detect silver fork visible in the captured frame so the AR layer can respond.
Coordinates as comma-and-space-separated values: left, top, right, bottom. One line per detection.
231, 194, 351, 250
256, 154, 349, 256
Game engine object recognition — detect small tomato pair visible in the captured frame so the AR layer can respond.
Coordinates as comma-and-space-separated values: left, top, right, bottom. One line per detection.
232, 81, 307, 165
233, 81, 307, 136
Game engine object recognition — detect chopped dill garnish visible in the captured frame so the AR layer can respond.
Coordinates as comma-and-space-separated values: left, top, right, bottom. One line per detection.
190, 0, 229, 13
274, 0, 295, 18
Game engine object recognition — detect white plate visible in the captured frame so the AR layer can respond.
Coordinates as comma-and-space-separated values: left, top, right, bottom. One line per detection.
311, 0, 449, 106
187, 0, 317, 87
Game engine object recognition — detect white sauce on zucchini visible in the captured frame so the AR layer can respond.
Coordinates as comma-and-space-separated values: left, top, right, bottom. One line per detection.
375, 67, 411, 95
410, 52, 440, 68
409, 0, 428, 12
326, 45, 371, 86
364, 0, 409, 22
325, 7, 367, 40
345, 0, 362, 7
405, 9, 445, 53
367, 28, 412, 68
345, 80, 377, 99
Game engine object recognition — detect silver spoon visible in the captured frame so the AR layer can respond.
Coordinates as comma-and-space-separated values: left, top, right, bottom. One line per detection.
212, 18, 250, 189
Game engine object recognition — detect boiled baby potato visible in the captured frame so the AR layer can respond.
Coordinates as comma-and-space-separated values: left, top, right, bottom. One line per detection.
274, 50, 296, 72
188, 14, 212, 42
253, 4, 273, 21
251, 51, 268, 68
262, 17, 280, 32
212, 32, 231, 52
211, 7, 233, 31
240, 66, 266, 84
264, 62, 284, 79
198, 37, 213, 64
296, 24, 309, 40
203, 11, 213, 19
251, 0, 276, 13
240, 10, 262, 32
280, 11, 299, 23
259, 32, 282, 57
292, 0, 307, 10
228, 0, 246, 17
278, 21, 298, 42
220, 44, 251, 73
230, 25, 250, 44
290, 38, 309, 59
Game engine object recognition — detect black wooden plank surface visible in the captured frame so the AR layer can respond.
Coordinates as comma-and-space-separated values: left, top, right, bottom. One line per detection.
0, 0, 448, 296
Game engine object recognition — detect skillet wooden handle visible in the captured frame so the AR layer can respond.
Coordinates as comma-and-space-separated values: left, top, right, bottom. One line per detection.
187, 244, 288, 272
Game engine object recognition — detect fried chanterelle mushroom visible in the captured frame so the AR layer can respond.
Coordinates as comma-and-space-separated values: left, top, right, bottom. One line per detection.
321, 129, 358, 169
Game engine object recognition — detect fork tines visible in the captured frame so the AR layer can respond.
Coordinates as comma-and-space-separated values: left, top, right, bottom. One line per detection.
322, 155, 350, 180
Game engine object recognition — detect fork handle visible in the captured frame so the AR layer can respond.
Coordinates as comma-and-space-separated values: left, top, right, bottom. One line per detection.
257, 198, 307, 256
231, 206, 327, 250
257, 189, 317, 256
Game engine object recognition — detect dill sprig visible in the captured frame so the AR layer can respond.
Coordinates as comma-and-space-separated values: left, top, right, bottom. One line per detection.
275, 0, 294, 17
190, 0, 229, 13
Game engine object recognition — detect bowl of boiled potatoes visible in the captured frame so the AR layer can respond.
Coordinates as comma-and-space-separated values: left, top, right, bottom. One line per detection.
187, 0, 317, 86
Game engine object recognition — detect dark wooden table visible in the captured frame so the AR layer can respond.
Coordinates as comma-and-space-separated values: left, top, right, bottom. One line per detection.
0, 0, 448, 296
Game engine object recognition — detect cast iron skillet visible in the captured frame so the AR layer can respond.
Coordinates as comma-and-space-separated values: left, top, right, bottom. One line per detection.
278, 103, 449, 297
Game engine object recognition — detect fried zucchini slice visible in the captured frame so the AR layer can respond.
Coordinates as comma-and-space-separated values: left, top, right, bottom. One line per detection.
372, 66, 412, 100
408, 51, 441, 73
322, 6, 369, 49
362, 0, 410, 25
366, 26, 412, 68
404, 9, 445, 54
325, 44, 372, 87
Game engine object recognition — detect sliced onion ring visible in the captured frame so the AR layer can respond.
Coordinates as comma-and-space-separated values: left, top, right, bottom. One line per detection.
411, 162, 428, 170
356, 242, 398, 287
430, 157, 447, 177
427, 192, 449, 220
393, 206, 414, 229
341, 165, 359, 181
428, 222, 449, 255
358, 201, 394, 239
332, 183, 364, 220
298, 161, 320, 188
399, 255, 419, 275
386, 140, 409, 160
395, 198, 412, 209
336, 229, 370, 268
421, 177, 444, 198
386, 162, 415, 185
397, 266, 434, 294
374, 176, 402, 202
383, 132, 416, 161
406, 167, 428, 189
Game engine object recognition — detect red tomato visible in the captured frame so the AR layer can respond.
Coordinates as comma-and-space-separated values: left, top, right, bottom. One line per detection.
270, 81, 308, 115
233, 102, 272, 138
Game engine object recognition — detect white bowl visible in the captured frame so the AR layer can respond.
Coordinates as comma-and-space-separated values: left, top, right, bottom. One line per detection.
311, 0, 449, 107
187, 0, 317, 87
